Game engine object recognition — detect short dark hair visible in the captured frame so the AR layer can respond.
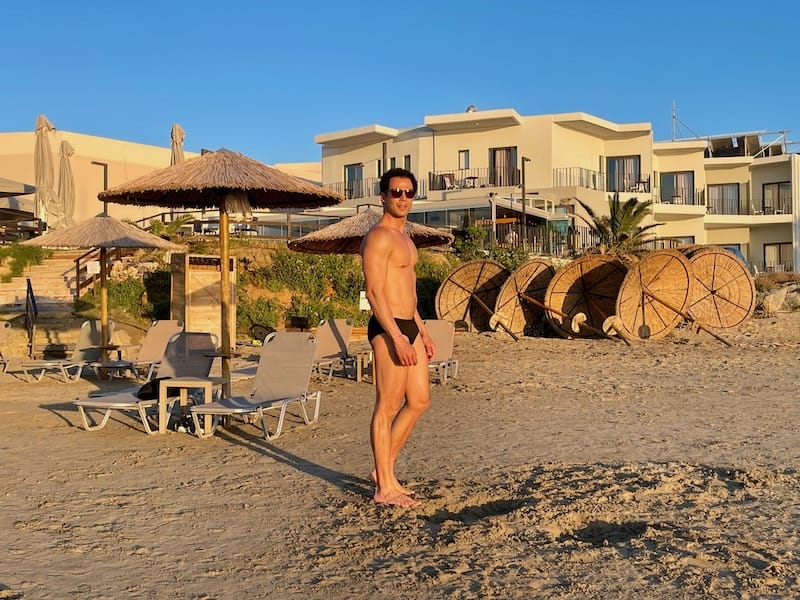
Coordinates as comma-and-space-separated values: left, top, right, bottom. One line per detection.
379, 168, 417, 194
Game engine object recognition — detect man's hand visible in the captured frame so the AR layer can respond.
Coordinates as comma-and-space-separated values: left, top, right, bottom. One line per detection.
392, 335, 418, 366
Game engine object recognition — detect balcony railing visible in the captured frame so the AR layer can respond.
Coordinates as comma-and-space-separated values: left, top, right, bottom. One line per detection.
653, 186, 705, 206
322, 177, 428, 201
607, 174, 652, 194
552, 167, 606, 191
428, 166, 520, 191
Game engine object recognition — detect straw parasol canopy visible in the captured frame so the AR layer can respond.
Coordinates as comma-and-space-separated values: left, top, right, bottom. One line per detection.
98, 148, 343, 396
22, 213, 184, 360
490, 258, 556, 337
435, 259, 511, 334
288, 206, 454, 254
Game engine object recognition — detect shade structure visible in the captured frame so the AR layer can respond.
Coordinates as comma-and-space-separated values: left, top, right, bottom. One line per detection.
0, 176, 35, 199
170, 124, 186, 166
679, 246, 756, 329
615, 249, 694, 341
287, 206, 454, 254
435, 259, 510, 333
544, 253, 629, 339
34, 115, 57, 221
22, 213, 184, 360
55, 140, 76, 229
490, 258, 556, 337
98, 148, 343, 396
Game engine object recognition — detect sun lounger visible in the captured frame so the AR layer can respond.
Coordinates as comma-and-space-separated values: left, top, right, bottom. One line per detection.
424, 319, 459, 383
19, 320, 113, 382
73, 331, 218, 433
311, 318, 354, 381
90, 319, 184, 381
190, 331, 320, 440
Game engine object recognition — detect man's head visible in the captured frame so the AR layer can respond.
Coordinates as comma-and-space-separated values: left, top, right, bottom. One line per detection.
379, 168, 417, 218
379, 168, 417, 195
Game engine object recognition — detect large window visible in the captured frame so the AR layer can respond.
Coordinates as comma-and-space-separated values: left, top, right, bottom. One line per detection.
707, 183, 740, 214
660, 171, 695, 204
764, 242, 793, 271
403, 155, 411, 171
762, 182, 791, 214
607, 156, 640, 192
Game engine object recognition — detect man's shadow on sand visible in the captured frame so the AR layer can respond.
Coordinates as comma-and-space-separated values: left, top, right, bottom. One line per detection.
213, 427, 373, 499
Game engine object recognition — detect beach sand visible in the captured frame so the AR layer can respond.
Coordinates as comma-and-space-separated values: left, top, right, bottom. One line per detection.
2, 313, 799, 599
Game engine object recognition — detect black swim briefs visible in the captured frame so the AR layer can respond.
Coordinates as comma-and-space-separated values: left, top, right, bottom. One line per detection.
367, 315, 419, 344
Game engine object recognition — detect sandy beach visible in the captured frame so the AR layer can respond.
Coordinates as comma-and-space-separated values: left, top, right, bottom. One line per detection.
2, 312, 799, 599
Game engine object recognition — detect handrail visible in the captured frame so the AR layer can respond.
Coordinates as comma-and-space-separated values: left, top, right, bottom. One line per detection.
25, 278, 38, 358
74, 247, 124, 299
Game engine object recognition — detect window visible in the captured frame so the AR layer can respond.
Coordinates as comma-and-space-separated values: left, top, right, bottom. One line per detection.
390, 157, 396, 169
376, 160, 381, 176
458, 150, 470, 170
660, 171, 695, 204
707, 183, 740, 214
489, 147, 518, 186
344, 163, 363, 199
607, 156, 640, 192
764, 242, 793, 271
403, 155, 411, 171
762, 182, 791, 214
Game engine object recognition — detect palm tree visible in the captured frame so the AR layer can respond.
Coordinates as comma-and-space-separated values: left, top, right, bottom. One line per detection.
574, 193, 661, 255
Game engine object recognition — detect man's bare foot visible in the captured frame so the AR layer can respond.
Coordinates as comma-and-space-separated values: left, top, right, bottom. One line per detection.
370, 470, 414, 496
373, 490, 421, 507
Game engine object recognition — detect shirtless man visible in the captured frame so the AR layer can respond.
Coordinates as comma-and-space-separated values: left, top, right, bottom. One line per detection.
360, 168, 435, 507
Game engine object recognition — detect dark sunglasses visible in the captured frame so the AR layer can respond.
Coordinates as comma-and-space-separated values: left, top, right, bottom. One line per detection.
387, 188, 416, 199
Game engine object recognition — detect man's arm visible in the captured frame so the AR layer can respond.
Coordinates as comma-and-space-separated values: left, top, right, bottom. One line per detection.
361, 228, 418, 366
414, 310, 435, 361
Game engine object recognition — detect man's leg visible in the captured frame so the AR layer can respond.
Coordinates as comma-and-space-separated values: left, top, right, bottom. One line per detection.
370, 334, 430, 505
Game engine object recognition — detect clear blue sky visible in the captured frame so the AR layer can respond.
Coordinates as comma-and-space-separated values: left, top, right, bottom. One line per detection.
3, 1, 799, 164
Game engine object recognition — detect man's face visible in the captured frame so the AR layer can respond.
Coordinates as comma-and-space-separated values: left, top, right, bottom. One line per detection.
381, 176, 415, 218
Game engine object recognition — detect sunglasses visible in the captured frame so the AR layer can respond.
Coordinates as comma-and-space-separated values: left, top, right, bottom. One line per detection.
386, 188, 416, 199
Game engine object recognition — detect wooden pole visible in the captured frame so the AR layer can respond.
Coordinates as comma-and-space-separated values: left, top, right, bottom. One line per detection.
470, 292, 519, 341
642, 287, 732, 347
99, 247, 109, 362
518, 291, 629, 344
219, 198, 232, 398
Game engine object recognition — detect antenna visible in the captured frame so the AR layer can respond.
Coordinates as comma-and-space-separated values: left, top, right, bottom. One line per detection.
671, 101, 702, 141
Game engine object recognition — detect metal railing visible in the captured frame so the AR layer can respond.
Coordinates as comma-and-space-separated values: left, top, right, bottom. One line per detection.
653, 187, 705, 206
322, 177, 428, 201
428, 166, 520, 191
25, 278, 38, 358
552, 167, 606, 191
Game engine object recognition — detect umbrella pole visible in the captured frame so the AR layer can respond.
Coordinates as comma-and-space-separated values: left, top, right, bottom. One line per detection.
100, 247, 109, 362
519, 291, 628, 344
642, 287, 732, 347
219, 203, 232, 398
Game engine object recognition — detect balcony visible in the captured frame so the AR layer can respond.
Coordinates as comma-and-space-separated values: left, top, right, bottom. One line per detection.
653, 186, 705, 207
428, 166, 520, 191
703, 198, 792, 216
607, 174, 652, 194
552, 167, 606, 191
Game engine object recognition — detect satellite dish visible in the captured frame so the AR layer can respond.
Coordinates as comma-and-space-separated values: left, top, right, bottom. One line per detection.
465, 105, 477, 113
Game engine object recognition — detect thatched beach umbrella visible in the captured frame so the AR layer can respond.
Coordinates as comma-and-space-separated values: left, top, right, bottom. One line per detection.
22, 213, 183, 360
287, 206, 454, 254
98, 148, 343, 396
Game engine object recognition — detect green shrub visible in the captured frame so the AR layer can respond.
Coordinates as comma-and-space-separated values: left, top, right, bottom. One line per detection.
0, 244, 51, 283
415, 251, 460, 319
